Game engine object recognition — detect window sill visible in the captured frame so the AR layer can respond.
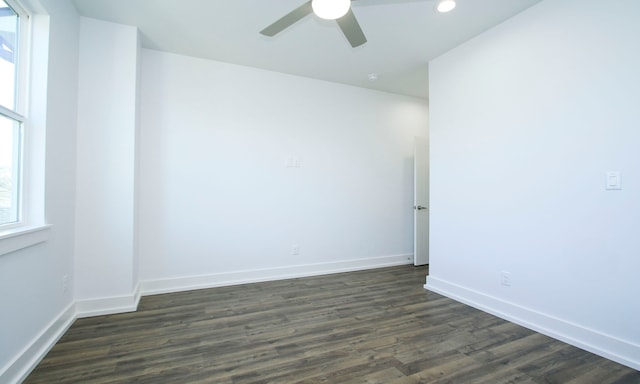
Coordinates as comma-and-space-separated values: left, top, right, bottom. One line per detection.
0, 224, 52, 257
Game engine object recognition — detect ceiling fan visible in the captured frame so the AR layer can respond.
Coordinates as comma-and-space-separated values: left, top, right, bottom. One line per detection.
260, 0, 456, 48
260, 0, 366, 48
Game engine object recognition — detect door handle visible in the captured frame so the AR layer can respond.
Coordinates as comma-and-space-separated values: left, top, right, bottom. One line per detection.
414, 205, 428, 210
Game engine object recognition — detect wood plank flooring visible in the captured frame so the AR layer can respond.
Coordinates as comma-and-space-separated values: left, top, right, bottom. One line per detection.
25, 266, 640, 383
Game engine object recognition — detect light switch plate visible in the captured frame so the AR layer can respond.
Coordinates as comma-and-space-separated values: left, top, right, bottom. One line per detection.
606, 171, 621, 190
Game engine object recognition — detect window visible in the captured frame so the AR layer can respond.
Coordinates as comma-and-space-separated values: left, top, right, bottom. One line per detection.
0, 0, 26, 227
0, 0, 49, 255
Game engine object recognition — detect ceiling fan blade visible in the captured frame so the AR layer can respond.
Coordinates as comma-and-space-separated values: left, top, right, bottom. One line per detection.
336, 8, 367, 48
260, 1, 314, 36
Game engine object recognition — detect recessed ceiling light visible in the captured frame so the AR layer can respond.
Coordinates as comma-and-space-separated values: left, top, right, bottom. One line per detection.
368, 73, 379, 82
436, 0, 456, 13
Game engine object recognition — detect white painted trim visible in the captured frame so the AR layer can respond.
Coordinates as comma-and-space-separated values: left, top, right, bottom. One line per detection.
0, 224, 51, 256
75, 283, 141, 318
142, 254, 413, 296
424, 276, 640, 371
0, 303, 75, 384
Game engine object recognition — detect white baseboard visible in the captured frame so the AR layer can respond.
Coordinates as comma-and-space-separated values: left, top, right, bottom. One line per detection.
75, 283, 141, 318
141, 254, 413, 296
425, 276, 640, 371
0, 303, 76, 384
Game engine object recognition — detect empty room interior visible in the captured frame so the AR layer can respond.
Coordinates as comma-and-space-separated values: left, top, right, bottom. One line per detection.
1, 0, 639, 382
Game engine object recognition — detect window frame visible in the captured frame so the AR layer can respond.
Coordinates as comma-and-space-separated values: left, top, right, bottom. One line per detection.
0, 0, 29, 230
0, 0, 50, 254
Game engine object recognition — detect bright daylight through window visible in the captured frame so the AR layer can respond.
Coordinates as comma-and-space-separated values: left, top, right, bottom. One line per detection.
0, 0, 23, 227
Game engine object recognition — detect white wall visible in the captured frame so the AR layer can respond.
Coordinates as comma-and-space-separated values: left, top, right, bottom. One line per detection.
426, 0, 640, 370
75, 17, 140, 315
0, 0, 79, 382
138, 50, 428, 292
2, 17, 426, 381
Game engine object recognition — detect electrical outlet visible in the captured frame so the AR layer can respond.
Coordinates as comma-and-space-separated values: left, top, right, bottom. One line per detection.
500, 271, 511, 287
292, 245, 300, 255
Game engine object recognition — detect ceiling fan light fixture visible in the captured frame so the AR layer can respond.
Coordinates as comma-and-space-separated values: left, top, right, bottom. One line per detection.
436, 0, 456, 13
312, 0, 351, 20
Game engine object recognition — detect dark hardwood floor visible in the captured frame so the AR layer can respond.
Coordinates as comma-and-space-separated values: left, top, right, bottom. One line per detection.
25, 265, 639, 383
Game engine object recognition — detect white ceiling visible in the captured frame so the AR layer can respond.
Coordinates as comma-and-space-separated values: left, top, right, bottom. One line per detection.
70, 0, 543, 99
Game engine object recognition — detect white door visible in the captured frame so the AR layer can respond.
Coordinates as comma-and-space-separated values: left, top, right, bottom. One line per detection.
414, 136, 429, 266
